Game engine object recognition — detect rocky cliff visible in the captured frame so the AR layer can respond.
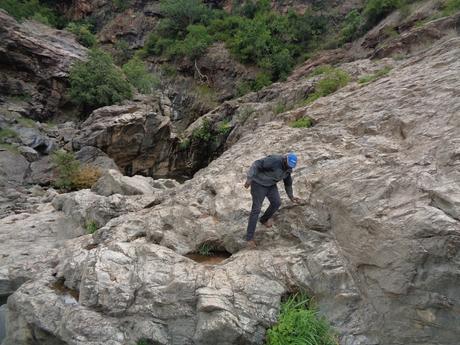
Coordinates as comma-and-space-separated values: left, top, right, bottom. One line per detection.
0, 1, 459, 345
2, 29, 459, 345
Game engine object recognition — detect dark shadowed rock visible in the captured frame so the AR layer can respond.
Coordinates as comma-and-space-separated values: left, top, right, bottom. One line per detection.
0, 10, 87, 120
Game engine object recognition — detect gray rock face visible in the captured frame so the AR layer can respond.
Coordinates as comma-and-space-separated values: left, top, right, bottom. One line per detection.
52, 188, 160, 228
3, 35, 460, 345
0, 10, 87, 120
0, 150, 29, 187
74, 146, 120, 172
91, 169, 155, 196
26, 156, 55, 186
74, 95, 174, 176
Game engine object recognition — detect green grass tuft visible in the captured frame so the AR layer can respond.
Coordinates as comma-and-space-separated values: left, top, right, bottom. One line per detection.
217, 120, 232, 135
0, 143, 20, 154
0, 128, 18, 143
267, 292, 338, 345
358, 66, 392, 84
290, 117, 313, 128
303, 67, 350, 105
17, 117, 37, 128
198, 242, 214, 256
85, 220, 98, 234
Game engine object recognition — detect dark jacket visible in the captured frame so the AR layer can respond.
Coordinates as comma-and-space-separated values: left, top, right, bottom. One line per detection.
246, 155, 294, 198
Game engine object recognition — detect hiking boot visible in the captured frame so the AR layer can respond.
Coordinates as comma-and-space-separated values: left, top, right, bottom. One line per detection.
260, 218, 274, 228
246, 240, 257, 249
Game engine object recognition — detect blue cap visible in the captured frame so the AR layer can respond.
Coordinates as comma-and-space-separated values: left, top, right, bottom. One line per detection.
287, 153, 297, 168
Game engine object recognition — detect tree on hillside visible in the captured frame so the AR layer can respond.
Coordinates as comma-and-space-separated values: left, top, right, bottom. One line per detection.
69, 49, 132, 110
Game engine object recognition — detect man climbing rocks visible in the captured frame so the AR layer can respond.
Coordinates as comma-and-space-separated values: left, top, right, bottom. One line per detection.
244, 153, 301, 249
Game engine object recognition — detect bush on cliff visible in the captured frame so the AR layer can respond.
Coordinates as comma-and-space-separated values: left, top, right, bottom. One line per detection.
266, 293, 338, 345
122, 56, 159, 94
69, 49, 133, 110
0, 0, 65, 27
363, 0, 402, 27
52, 150, 101, 190
66, 22, 97, 48
145, 0, 328, 83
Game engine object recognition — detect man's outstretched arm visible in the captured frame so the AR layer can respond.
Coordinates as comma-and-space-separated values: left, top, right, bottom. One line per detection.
284, 174, 301, 203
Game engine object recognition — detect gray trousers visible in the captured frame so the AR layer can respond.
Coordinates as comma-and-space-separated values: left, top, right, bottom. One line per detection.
246, 181, 281, 241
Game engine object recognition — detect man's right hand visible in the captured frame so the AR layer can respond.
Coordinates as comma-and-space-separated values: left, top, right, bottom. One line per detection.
244, 181, 250, 189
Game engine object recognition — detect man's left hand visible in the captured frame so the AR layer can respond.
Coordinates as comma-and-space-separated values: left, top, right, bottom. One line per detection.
290, 197, 302, 204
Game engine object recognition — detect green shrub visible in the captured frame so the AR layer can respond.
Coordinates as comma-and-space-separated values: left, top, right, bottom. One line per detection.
192, 119, 213, 142
167, 24, 213, 59
66, 22, 97, 48
274, 102, 287, 114
304, 67, 350, 104
159, 0, 212, 38
198, 242, 214, 256
442, 0, 460, 15
17, 116, 37, 128
52, 150, 101, 190
358, 66, 392, 84
113, 0, 131, 12
339, 10, 363, 43
309, 64, 335, 77
217, 120, 231, 135
178, 138, 190, 150
122, 56, 159, 94
51, 150, 81, 190
316, 68, 350, 95
236, 72, 272, 96
113, 39, 132, 65
291, 117, 313, 128
363, 0, 402, 27
85, 220, 98, 234
0, 0, 62, 27
69, 49, 133, 109
266, 293, 338, 345
0, 143, 19, 154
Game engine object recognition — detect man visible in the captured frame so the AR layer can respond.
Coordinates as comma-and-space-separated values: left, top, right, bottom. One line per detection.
244, 153, 301, 249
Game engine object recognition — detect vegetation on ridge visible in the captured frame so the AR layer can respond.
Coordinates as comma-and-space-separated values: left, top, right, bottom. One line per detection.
51, 150, 101, 191
69, 49, 133, 110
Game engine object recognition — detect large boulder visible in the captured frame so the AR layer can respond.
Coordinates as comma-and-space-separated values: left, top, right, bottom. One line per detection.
0, 10, 87, 120
52, 188, 159, 228
0, 150, 29, 187
74, 146, 120, 172
91, 169, 156, 196
74, 96, 174, 176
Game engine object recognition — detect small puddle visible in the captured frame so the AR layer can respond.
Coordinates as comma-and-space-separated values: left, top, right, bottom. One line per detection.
185, 252, 231, 265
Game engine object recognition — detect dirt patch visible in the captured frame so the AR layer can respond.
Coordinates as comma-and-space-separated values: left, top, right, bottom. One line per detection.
51, 278, 79, 301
